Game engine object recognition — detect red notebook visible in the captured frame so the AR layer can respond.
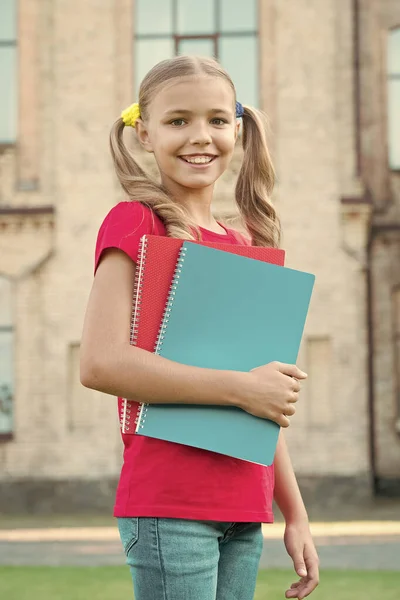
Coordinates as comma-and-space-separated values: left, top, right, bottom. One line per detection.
120, 235, 285, 433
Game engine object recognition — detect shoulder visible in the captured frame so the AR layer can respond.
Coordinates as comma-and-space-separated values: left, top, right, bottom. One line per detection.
98, 201, 165, 236
94, 201, 166, 273
224, 226, 252, 246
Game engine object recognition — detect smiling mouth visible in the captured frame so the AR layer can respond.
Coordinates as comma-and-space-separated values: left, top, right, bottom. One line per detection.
179, 155, 217, 165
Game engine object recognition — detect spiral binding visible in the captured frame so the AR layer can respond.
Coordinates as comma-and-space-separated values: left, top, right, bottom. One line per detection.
135, 244, 188, 430
119, 235, 149, 433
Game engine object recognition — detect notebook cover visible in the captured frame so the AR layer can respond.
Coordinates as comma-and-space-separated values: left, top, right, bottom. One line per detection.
135, 242, 315, 466
120, 235, 286, 433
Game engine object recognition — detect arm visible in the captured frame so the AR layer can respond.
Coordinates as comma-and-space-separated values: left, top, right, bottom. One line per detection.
274, 432, 320, 599
80, 249, 305, 424
80, 249, 243, 407
274, 431, 308, 523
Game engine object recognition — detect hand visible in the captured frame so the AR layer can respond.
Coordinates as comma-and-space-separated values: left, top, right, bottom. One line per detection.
284, 520, 320, 599
243, 362, 307, 427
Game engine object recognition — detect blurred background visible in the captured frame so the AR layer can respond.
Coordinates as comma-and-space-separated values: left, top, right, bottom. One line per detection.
0, 0, 400, 550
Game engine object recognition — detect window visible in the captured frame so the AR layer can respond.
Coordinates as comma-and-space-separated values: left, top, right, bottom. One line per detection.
394, 287, 400, 430
0, 276, 13, 436
0, 0, 17, 143
388, 27, 400, 170
135, 0, 258, 106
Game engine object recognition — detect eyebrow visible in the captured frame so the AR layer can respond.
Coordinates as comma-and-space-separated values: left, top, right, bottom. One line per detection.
163, 108, 232, 117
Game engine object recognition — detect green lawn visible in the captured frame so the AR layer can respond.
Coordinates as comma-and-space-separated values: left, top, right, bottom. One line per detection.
0, 567, 399, 600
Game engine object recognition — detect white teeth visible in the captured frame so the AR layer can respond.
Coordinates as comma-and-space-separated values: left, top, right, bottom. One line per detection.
183, 156, 213, 164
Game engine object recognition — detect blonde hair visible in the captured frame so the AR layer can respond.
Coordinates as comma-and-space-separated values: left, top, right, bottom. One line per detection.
109, 55, 281, 247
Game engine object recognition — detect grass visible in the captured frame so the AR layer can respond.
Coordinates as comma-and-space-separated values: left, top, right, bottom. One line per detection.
0, 567, 400, 600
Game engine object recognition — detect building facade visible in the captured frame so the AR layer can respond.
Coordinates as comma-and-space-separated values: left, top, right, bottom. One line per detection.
0, 0, 399, 512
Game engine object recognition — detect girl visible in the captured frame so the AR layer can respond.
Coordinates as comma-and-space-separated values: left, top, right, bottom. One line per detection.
80, 56, 319, 600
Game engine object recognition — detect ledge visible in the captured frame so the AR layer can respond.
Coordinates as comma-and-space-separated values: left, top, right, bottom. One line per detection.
0, 206, 55, 277
0, 143, 15, 154
340, 195, 372, 205
0, 205, 54, 216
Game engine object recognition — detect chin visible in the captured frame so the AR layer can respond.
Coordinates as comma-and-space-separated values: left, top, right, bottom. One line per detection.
179, 179, 217, 190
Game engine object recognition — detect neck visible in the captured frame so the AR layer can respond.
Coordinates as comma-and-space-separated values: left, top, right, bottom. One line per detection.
162, 179, 220, 230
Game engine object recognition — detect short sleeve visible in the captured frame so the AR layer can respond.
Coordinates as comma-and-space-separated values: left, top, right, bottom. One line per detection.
94, 202, 166, 274
226, 227, 252, 246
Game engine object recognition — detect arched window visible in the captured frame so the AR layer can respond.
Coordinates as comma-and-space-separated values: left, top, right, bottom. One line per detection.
388, 27, 400, 170
135, 0, 259, 106
0, 275, 13, 436
0, 0, 17, 144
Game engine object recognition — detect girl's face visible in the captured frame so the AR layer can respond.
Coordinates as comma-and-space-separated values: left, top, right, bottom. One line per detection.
136, 77, 239, 194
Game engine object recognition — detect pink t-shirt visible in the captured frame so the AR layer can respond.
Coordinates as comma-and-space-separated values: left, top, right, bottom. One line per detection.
94, 201, 275, 522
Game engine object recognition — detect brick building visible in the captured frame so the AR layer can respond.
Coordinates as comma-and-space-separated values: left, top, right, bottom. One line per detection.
0, 0, 399, 512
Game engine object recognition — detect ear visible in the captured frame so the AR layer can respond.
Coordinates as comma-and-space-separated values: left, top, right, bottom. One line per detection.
234, 120, 240, 141
135, 118, 153, 153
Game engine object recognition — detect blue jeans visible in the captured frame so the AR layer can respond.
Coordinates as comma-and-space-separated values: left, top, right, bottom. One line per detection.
117, 517, 264, 600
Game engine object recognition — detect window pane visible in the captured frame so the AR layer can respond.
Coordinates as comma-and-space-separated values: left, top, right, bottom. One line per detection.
177, 0, 215, 34
220, 0, 257, 33
136, 0, 173, 35
178, 38, 215, 57
219, 36, 258, 106
0, 331, 13, 435
135, 39, 175, 92
0, 0, 16, 42
0, 277, 12, 327
388, 28, 400, 75
0, 47, 17, 142
388, 80, 400, 169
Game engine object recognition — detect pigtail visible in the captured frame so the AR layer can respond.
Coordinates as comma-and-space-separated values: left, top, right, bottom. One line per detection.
109, 118, 200, 240
235, 106, 281, 248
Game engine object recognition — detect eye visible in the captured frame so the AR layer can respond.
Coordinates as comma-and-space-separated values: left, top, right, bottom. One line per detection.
211, 118, 228, 126
170, 119, 186, 127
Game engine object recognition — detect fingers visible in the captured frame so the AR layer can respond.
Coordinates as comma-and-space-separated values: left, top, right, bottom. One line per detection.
285, 579, 305, 599
285, 574, 319, 600
277, 414, 291, 428
294, 557, 308, 579
301, 549, 320, 597
291, 378, 301, 393
285, 580, 314, 600
285, 404, 296, 417
275, 362, 308, 380
277, 401, 297, 427
291, 576, 319, 600
286, 550, 319, 599
289, 582, 302, 589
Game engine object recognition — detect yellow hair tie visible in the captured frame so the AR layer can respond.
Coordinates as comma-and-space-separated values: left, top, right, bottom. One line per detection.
121, 103, 141, 127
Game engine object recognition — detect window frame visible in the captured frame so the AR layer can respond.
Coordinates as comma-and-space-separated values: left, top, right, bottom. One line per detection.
0, 275, 14, 442
393, 284, 400, 435
0, 0, 18, 146
134, 0, 259, 102
387, 25, 400, 172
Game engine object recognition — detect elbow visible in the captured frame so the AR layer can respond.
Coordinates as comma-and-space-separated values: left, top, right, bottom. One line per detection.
80, 360, 95, 390
80, 353, 104, 391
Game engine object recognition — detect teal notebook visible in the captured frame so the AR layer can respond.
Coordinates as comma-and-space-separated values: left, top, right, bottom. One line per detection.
135, 242, 315, 466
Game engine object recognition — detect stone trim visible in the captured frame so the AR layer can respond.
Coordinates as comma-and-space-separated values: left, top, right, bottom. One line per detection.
0, 205, 55, 216
340, 195, 373, 205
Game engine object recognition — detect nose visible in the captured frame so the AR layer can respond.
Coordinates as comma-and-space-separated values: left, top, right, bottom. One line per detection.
189, 121, 212, 146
